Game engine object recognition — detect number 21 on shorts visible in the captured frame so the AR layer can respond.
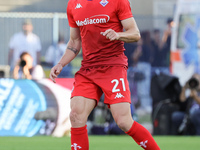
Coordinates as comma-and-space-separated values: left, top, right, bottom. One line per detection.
111, 78, 126, 93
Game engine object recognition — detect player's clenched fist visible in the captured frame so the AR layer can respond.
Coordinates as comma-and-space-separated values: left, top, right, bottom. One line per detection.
101, 29, 120, 41
49, 63, 63, 83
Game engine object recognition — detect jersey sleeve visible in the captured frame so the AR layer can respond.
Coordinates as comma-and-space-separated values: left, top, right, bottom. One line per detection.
66, 1, 78, 28
117, 0, 133, 21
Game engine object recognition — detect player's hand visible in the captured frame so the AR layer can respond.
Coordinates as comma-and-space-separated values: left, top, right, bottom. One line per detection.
49, 63, 63, 83
101, 29, 120, 41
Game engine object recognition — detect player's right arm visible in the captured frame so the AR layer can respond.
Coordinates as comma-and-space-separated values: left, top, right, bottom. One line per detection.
50, 27, 81, 83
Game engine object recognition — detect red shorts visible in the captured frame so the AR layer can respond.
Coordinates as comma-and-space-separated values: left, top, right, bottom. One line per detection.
71, 66, 131, 107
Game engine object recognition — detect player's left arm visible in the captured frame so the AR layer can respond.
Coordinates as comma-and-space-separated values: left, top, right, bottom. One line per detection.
101, 17, 140, 43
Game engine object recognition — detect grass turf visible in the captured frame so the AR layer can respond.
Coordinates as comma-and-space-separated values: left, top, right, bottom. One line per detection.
0, 135, 200, 150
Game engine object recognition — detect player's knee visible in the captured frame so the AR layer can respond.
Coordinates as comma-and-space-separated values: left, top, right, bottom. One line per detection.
70, 110, 81, 124
69, 109, 87, 126
115, 119, 128, 132
70, 110, 76, 122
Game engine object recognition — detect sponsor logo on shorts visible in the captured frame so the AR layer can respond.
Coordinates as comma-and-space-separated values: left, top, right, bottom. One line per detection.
114, 93, 124, 99
76, 15, 110, 26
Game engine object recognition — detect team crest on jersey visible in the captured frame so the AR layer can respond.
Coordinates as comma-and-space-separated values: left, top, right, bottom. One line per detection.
100, 0, 109, 7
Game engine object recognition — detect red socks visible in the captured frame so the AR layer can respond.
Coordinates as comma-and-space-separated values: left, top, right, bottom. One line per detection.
71, 122, 160, 150
71, 125, 89, 150
126, 121, 160, 150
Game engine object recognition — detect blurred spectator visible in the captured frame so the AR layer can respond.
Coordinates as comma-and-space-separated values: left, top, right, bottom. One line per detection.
8, 19, 41, 71
45, 34, 72, 77
13, 52, 45, 79
171, 73, 200, 135
151, 29, 162, 67
151, 29, 170, 74
124, 42, 137, 67
45, 34, 66, 66
132, 31, 153, 113
124, 42, 138, 107
160, 18, 174, 68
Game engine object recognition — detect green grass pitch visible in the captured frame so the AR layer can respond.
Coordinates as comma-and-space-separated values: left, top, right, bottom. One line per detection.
0, 135, 200, 150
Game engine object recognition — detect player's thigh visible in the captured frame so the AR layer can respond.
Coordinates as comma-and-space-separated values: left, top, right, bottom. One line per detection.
70, 96, 96, 119
110, 102, 133, 130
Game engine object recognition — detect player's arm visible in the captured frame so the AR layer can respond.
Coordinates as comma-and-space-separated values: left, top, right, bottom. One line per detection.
119, 17, 141, 43
50, 27, 81, 83
58, 27, 81, 67
101, 17, 140, 43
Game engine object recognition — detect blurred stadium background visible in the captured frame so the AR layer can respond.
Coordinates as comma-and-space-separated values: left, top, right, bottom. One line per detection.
0, 0, 200, 149
0, 0, 175, 66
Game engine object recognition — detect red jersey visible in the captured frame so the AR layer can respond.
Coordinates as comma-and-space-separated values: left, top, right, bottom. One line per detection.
67, 0, 133, 68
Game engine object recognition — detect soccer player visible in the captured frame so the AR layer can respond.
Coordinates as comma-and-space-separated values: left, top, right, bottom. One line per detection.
50, 0, 160, 149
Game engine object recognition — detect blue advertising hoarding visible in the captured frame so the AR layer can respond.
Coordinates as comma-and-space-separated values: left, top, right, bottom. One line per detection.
0, 78, 73, 137
0, 79, 47, 136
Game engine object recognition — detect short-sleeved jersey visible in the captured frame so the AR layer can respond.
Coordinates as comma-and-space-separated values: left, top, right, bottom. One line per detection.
67, 0, 133, 68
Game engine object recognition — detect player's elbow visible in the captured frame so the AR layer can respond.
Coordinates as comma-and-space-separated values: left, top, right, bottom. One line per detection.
127, 32, 140, 43
134, 32, 141, 42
